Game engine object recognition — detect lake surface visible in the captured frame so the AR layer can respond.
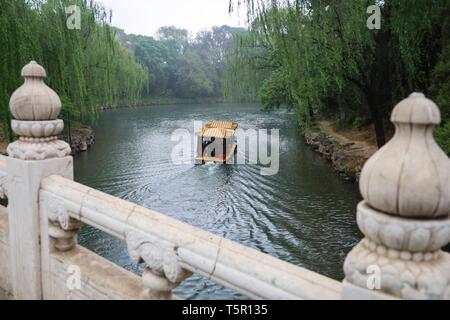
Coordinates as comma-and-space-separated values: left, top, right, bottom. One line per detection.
74, 103, 362, 299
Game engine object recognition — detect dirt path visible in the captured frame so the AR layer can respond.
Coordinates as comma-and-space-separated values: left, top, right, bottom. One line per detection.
304, 120, 384, 181
318, 120, 378, 159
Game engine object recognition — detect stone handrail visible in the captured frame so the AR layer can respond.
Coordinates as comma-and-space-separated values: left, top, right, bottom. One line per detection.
39, 174, 342, 300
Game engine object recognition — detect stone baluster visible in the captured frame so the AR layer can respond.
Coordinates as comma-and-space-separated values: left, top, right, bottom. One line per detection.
343, 93, 450, 300
46, 198, 83, 252
6, 61, 75, 299
126, 230, 192, 299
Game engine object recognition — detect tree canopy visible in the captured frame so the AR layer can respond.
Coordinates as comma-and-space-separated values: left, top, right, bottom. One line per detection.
119, 25, 244, 99
0, 0, 148, 139
2, 0, 448, 154
225, 0, 450, 152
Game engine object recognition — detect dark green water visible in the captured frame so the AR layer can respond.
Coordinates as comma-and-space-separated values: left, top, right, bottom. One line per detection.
75, 103, 362, 299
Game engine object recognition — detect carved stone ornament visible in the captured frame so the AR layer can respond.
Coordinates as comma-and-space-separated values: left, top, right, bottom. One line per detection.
344, 93, 450, 300
7, 140, 71, 161
11, 119, 64, 137
7, 61, 71, 160
344, 202, 450, 299
47, 197, 83, 251
126, 230, 192, 293
9, 61, 61, 121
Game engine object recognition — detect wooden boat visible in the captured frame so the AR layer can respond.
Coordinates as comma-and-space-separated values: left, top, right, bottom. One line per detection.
195, 121, 238, 164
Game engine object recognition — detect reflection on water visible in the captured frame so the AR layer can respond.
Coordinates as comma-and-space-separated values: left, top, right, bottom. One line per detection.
75, 103, 362, 299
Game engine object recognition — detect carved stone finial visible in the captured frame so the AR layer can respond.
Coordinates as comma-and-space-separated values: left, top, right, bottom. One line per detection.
359, 92, 450, 218
21, 60, 47, 77
10, 61, 61, 121
7, 61, 71, 160
344, 93, 450, 300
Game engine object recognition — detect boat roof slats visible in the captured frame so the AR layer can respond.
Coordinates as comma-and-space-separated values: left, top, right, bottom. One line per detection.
206, 121, 238, 130
195, 127, 234, 139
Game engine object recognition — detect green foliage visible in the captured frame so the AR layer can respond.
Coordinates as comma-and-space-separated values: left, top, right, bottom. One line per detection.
259, 69, 293, 110
434, 122, 450, 155
226, 0, 450, 148
226, 1, 378, 125
157, 26, 189, 49
222, 30, 272, 101
429, 5, 450, 154
431, 44, 450, 122
0, 0, 147, 139
120, 25, 243, 100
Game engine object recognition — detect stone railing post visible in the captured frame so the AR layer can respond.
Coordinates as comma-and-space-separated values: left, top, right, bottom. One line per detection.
343, 93, 450, 300
6, 61, 73, 299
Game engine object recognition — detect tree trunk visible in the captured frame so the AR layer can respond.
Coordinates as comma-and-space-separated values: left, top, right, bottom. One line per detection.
365, 7, 391, 149
309, 105, 314, 120
368, 94, 386, 148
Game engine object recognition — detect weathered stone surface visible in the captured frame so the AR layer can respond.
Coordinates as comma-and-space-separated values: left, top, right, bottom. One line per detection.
8, 61, 71, 161
7, 156, 73, 299
11, 120, 64, 138
344, 93, 450, 300
0, 205, 12, 299
9, 61, 61, 121
344, 202, 450, 299
46, 245, 161, 300
4, 62, 74, 299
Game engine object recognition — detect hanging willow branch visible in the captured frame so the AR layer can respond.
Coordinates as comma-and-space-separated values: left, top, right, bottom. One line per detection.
0, 0, 148, 139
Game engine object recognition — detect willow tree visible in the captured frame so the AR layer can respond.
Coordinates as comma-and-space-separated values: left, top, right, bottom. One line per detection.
227, 0, 450, 148
428, 3, 450, 154
0, 0, 148, 140
222, 30, 273, 102
0, 0, 40, 139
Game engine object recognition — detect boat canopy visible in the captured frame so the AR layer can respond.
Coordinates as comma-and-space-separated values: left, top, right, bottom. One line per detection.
195, 127, 234, 139
206, 121, 238, 130
195, 120, 238, 139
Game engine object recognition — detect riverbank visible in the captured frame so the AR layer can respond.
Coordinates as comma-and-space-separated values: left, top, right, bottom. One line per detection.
304, 120, 387, 182
0, 123, 94, 156
62, 124, 95, 155
97, 97, 255, 110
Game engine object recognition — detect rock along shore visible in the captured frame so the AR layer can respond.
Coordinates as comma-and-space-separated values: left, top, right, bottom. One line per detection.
304, 122, 378, 182
61, 125, 95, 155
